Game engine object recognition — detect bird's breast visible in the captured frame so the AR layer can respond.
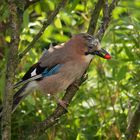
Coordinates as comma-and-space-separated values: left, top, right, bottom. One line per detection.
83, 54, 94, 62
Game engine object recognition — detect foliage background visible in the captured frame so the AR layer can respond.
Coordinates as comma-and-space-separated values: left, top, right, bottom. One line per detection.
0, 0, 140, 139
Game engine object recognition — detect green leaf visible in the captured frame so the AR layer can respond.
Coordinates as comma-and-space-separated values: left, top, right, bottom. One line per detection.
76, 133, 80, 140
23, 10, 29, 28
54, 18, 62, 29
117, 66, 128, 81
69, 0, 80, 12
124, 46, 134, 60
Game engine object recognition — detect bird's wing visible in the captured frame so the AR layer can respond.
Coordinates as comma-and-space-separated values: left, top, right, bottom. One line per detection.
14, 44, 66, 88
14, 64, 63, 88
14, 47, 65, 88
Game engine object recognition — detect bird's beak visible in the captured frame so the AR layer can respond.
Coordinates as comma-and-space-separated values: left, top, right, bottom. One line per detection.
85, 38, 111, 59
93, 48, 111, 59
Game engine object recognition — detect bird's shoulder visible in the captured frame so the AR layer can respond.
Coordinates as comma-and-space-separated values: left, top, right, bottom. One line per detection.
39, 43, 65, 62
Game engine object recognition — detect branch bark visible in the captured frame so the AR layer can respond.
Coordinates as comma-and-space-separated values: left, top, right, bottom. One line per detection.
125, 102, 140, 140
19, 0, 68, 59
96, 0, 120, 41
87, 0, 104, 35
1, 2, 20, 140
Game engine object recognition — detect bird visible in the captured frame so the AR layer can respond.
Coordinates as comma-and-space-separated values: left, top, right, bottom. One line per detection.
1, 33, 111, 115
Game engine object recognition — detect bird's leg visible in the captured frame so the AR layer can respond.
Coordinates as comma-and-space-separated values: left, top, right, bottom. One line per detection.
57, 99, 68, 111
53, 95, 68, 111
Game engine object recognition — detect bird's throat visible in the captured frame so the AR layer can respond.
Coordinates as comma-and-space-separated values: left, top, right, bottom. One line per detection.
84, 54, 94, 62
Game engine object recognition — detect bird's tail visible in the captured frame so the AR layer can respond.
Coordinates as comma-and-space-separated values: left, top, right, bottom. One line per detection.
12, 83, 29, 112
0, 82, 36, 118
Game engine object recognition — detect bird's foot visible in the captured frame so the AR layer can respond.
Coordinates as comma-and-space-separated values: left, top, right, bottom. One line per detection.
57, 99, 68, 112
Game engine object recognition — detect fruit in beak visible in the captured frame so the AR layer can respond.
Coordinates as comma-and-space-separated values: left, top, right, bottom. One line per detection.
93, 48, 111, 59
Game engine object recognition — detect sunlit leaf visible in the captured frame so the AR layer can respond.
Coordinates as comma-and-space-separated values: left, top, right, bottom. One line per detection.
23, 10, 29, 28
54, 17, 62, 29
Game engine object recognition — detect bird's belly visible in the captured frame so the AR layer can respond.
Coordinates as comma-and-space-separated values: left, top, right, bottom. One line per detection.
38, 61, 88, 95
37, 74, 75, 95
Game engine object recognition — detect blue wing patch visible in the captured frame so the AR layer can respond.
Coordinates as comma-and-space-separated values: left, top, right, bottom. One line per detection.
42, 64, 63, 77
14, 64, 63, 88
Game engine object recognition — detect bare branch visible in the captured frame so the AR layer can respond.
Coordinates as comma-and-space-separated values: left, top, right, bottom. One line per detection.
96, 0, 120, 41
87, 0, 104, 35
125, 102, 140, 140
19, 0, 68, 59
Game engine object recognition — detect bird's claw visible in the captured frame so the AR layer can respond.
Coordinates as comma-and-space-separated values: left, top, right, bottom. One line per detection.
57, 99, 68, 112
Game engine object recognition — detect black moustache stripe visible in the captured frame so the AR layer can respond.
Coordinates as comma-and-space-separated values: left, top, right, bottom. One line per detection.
85, 52, 96, 55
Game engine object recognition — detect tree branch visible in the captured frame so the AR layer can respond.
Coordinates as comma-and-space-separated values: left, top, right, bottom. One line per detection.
19, 0, 68, 59
1, 2, 20, 140
96, 0, 120, 41
125, 101, 140, 140
87, 0, 104, 35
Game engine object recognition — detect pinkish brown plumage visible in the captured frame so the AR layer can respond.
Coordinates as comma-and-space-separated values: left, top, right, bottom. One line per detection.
0, 33, 111, 114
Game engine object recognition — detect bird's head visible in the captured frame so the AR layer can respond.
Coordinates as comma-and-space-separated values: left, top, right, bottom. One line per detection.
73, 33, 111, 60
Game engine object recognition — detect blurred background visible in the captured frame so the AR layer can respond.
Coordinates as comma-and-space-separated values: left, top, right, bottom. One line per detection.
0, 0, 140, 139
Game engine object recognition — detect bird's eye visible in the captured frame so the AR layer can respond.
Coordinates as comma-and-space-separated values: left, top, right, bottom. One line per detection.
89, 46, 92, 49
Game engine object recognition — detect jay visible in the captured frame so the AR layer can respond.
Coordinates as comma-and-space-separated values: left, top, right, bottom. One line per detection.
1, 33, 111, 114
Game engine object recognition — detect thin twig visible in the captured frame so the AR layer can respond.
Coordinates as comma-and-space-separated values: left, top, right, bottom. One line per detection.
19, 0, 68, 59
87, 0, 104, 35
